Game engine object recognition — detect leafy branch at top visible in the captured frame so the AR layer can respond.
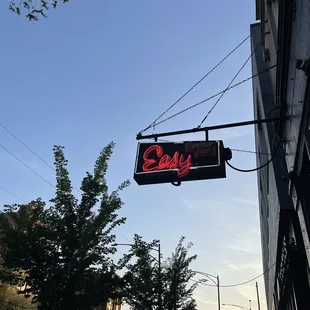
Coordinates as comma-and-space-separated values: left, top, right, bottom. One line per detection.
0, 142, 130, 309
8, 0, 70, 21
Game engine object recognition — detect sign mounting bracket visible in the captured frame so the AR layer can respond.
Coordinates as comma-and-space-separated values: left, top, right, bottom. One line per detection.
136, 117, 281, 141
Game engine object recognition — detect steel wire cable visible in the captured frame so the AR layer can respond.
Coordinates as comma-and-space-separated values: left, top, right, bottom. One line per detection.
198, 44, 259, 127
146, 65, 276, 129
140, 27, 260, 134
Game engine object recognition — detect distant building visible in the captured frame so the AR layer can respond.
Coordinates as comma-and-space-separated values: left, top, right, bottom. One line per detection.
251, 0, 310, 309
93, 299, 121, 310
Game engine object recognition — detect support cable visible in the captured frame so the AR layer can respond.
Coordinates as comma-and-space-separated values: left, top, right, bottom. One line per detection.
139, 28, 260, 134
145, 65, 276, 130
198, 45, 258, 127
231, 149, 271, 156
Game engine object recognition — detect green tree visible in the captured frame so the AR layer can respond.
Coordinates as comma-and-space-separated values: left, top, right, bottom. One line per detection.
119, 234, 160, 310
8, 0, 70, 21
162, 237, 198, 310
121, 235, 198, 310
0, 143, 129, 310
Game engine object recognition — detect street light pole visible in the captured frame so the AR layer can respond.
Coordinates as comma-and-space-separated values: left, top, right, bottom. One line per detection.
256, 282, 261, 310
217, 275, 221, 310
114, 242, 162, 310
249, 300, 251, 310
193, 271, 220, 310
222, 303, 249, 310
158, 242, 162, 310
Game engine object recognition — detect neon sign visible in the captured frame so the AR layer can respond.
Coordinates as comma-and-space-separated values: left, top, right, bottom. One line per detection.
134, 141, 228, 185
142, 144, 192, 177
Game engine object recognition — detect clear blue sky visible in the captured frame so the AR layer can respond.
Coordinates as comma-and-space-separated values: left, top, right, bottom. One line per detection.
0, 1, 266, 309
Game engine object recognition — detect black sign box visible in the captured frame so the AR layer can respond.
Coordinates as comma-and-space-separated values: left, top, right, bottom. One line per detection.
134, 140, 226, 185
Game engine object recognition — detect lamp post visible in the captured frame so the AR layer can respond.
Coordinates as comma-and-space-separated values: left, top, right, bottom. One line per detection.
114, 242, 162, 310
222, 301, 251, 310
194, 271, 221, 310
256, 282, 261, 310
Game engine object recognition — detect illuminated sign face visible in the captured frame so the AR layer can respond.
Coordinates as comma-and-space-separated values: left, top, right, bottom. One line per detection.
134, 141, 227, 185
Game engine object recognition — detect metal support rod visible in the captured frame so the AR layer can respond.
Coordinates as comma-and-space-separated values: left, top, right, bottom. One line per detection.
193, 271, 220, 310
158, 242, 162, 310
136, 117, 281, 140
249, 300, 251, 310
217, 275, 221, 310
256, 282, 261, 310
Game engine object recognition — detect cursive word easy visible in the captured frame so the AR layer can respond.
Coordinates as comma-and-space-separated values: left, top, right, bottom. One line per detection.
142, 145, 192, 178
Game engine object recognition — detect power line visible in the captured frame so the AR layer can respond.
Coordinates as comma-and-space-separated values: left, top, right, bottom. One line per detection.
191, 262, 276, 288
0, 159, 131, 241
0, 123, 54, 170
140, 27, 260, 134
226, 145, 277, 173
148, 65, 276, 129
152, 140, 272, 156
231, 148, 271, 156
226, 114, 283, 173
0, 189, 131, 244
0, 184, 27, 203
0, 144, 56, 189
198, 45, 258, 127
0, 123, 82, 193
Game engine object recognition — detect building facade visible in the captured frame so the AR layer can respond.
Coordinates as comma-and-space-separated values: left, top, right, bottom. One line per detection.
93, 299, 121, 310
251, 0, 310, 309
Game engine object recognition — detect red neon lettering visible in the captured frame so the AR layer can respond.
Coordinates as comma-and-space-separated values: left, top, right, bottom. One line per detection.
142, 145, 192, 178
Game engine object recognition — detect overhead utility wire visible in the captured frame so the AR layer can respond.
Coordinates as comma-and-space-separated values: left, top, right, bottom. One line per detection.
156, 139, 271, 156
0, 184, 26, 203
140, 27, 260, 134
0, 184, 131, 242
226, 110, 283, 173
0, 144, 56, 189
0, 123, 54, 170
0, 123, 81, 193
227, 142, 281, 173
192, 262, 276, 288
157, 140, 270, 156
0, 133, 130, 240
231, 149, 271, 156
148, 65, 277, 129
198, 44, 258, 127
